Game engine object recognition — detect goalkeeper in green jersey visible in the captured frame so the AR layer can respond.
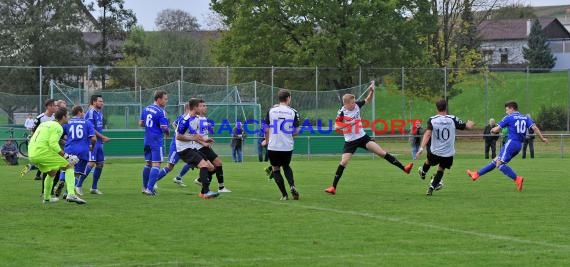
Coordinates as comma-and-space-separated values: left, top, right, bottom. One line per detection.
28, 107, 86, 204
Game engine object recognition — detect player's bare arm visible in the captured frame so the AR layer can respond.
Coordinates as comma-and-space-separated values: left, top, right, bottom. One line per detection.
531, 124, 549, 143
363, 81, 375, 104
94, 130, 110, 143
89, 136, 96, 152
490, 125, 501, 134
161, 125, 170, 137
334, 116, 356, 130
261, 125, 269, 147
415, 129, 432, 158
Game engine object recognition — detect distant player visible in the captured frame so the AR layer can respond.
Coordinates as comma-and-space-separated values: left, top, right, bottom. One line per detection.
415, 99, 474, 195
467, 101, 548, 191
28, 107, 85, 204
192, 99, 231, 193
79, 95, 110, 195
153, 103, 193, 187
263, 89, 300, 200
140, 90, 170, 195
61, 106, 97, 196
176, 98, 218, 199
324, 82, 413, 195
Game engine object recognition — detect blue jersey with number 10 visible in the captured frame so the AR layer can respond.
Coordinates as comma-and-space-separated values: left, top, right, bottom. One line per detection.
63, 117, 95, 160
141, 104, 169, 148
498, 111, 534, 143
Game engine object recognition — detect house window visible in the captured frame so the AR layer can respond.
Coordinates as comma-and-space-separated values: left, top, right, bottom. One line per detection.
483, 50, 493, 63
500, 53, 508, 64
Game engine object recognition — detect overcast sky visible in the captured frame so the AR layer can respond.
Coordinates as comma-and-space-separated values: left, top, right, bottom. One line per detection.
107, 0, 570, 30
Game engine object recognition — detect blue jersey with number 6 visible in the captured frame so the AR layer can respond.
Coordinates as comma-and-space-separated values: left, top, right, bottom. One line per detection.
498, 112, 534, 143
63, 117, 95, 160
141, 104, 169, 148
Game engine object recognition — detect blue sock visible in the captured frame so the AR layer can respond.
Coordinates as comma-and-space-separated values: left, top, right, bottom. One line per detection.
77, 165, 92, 187
478, 161, 496, 176
498, 164, 517, 180
92, 167, 103, 189
177, 164, 191, 180
147, 167, 160, 192
59, 171, 66, 182
142, 165, 151, 189
156, 166, 171, 181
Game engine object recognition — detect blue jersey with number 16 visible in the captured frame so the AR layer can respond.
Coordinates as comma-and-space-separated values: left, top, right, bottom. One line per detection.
63, 117, 95, 160
141, 104, 169, 148
498, 111, 534, 143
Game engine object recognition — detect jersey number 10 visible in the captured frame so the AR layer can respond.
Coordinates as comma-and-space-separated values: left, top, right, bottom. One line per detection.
434, 128, 450, 141
514, 120, 527, 134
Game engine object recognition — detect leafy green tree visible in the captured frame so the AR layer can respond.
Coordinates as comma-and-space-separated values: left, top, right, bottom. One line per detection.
113, 29, 213, 88
155, 9, 200, 31
210, 0, 436, 90
523, 19, 556, 72
405, 0, 490, 101
85, 0, 136, 89
0, 0, 90, 123
536, 105, 567, 131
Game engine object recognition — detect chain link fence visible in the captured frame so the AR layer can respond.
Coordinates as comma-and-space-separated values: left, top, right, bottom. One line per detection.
1, 66, 570, 153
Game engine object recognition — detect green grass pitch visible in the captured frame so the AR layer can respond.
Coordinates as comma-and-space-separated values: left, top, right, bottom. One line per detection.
2, 156, 570, 266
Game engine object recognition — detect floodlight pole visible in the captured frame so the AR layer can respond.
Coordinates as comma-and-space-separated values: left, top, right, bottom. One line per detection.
271, 66, 274, 103
38, 66, 43, 112
315, 66, 318, 111
485, 71, 489, 123
401, 67, 405, 120
567, 68, 570, 132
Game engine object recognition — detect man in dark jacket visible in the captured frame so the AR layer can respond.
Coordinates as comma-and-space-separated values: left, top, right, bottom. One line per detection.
522, 114, 535, 159
483, 118, 499, 159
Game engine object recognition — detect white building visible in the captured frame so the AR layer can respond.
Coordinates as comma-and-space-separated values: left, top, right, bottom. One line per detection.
478, 18, 570, 69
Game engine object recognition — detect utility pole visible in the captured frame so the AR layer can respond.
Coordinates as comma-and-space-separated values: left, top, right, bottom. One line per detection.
98, 0, 109, 90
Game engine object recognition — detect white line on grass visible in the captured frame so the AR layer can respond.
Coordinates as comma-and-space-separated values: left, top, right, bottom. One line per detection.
236, 196, 570, 251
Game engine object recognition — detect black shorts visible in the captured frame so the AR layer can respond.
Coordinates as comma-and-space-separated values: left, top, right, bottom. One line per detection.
427, 152, 454, 169
178, 148, 206, 167
343, 135, 372, 154
268, 150, 292, 167
198, 147, 218, 162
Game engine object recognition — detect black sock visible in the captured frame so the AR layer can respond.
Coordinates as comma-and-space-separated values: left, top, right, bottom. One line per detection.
40, 172, 48, 194
200, 167, 210, 194
208, 171, 215, 183
282, 165, 295, 187
215, 166, 224, 184
384, 153, 405, 170
333, 165, 345, 188
272, 170, 288, 197
51, 171, 60, 194
431, 170, 444, 187
422, 162, 431, 173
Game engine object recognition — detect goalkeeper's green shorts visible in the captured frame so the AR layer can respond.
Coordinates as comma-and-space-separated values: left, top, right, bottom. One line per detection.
29, 153, 68, 173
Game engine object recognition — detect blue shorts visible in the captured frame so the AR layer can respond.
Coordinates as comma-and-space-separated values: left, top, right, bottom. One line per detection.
144, 145, 164, 163
74, 159, 89, 175
167, 148, 180, 165
89, 143, 105, 162
498, 139, 522, 163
